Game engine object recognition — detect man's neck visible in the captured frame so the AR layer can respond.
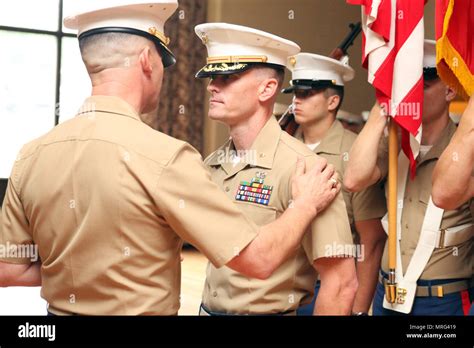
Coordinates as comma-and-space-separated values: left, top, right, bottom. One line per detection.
91, 71, 144, 114
301, 114, 335, 144
421, 110, 450, 146
229, 109, 273, 151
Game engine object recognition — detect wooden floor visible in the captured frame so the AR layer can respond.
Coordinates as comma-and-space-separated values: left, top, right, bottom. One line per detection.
179, 247, 208, 316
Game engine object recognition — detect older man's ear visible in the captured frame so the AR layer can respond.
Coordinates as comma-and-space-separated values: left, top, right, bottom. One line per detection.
139, 47, 154, 76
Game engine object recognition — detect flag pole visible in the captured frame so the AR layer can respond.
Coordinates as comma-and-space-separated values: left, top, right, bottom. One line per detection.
386, 117, 398, 303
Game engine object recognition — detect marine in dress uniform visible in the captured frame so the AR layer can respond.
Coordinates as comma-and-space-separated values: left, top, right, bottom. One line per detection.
432, 96, 474, 315
0, 1, 331, 316
282, 53, 387, 315
194, 23, 357, 316
432, 96, 474, 211
346, 40, 474, 315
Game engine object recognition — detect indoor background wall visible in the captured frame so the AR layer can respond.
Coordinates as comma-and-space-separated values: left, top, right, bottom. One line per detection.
154, 0, 208, 154
203, 0, 436, 156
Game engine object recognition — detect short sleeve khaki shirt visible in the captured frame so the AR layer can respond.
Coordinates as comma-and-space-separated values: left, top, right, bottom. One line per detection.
202, 117, 354, 314
0, 96, 259, 315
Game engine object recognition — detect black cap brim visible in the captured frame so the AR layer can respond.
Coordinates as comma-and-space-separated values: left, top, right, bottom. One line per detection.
156, 41, 176, 68
195, 62, 251, 78
282, 85, 313, 94
423, 67, 439, 81
196, 62, 286, 79
282, 80, 343, 94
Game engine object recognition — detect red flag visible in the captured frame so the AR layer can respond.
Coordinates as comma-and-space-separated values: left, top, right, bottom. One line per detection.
436, 0, 474, 99
348, 0, 425, 177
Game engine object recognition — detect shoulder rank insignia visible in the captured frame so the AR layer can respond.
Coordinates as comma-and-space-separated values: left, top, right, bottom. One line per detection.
235, 171, 273, 206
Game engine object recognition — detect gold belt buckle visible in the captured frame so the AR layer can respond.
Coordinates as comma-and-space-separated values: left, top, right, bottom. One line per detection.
437, 286, 444, 298
396, 287, 407, 304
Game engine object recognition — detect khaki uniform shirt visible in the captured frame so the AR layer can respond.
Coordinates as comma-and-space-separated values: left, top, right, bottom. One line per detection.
0, 96, 259, 315
299, 121, 387, 233
377, 121, 473, 279
202, 117, 354, 314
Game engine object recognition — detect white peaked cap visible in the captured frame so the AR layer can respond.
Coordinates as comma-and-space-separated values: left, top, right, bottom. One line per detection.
285, 53, 355, 92
64, 0, 178, 67
423, 40, 438, 80
194, 22, 301, 78
424, 39, 437, 68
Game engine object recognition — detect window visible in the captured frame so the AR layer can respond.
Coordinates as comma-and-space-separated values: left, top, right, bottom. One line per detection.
0, 0, 89, 178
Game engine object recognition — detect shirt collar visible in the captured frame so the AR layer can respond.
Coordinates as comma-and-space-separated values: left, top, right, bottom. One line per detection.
76, 96, 142, 122
207, 117, 282, 175
315, 120, 345, 155
295, 120, 344, 155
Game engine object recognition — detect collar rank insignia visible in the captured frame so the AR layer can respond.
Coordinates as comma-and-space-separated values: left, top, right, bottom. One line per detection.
235, 171, 273, 206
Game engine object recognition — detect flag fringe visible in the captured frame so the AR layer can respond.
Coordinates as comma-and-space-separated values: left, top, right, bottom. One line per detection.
437, 37, 474, 100
436, 0, 473, 99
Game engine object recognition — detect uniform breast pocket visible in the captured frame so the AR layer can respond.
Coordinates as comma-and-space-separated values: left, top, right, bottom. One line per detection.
233, 201, 277, 226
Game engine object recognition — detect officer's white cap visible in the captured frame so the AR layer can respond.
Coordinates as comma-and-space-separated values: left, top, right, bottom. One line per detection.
64, 0, 178, 67
423, 39, 439, 80
424, 39, 437, 68
194, 23, 301, 78
283, 53, 355, 93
